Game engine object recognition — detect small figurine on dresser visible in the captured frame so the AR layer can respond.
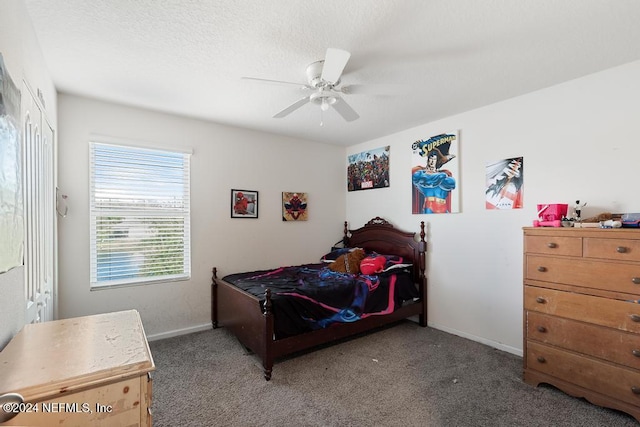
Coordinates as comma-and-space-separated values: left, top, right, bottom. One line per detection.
573, 200, 587, 221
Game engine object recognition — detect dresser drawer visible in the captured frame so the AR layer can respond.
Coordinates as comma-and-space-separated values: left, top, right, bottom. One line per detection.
584, 237, 640, 262
527, 341, 640, 407
527, 311, 640, 369
524, 286, 640, 333
5, 376, 142, 426
526, 254, 640, 294
524, 235, 582, 256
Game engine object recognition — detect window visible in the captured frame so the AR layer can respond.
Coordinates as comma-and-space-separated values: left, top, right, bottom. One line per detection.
90, 141, 191, 288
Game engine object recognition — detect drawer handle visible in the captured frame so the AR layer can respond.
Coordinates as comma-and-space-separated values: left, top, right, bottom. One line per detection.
546, 242, 557, 248
633, 277, 640, 285
616, 246, 628, 253
536, 356, 546, 363
537, 266, 547, 272
632, 386, 640, 395
631, 314, 640, 322
632, 349, 640, 357
535, 297, 546, 304
537, 326, 547, 333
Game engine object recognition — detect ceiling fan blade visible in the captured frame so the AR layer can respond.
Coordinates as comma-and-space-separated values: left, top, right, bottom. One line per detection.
242, 77, 311, 89
321, 48, 351, 83
332, 97, 359, 122
273, 96, 310, 118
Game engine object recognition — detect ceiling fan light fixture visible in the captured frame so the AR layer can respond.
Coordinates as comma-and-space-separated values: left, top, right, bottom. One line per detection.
310, 91, 337, 112
321, 97, 337, 111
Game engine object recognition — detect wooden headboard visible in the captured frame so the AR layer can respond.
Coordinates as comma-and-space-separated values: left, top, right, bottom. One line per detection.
343, 217, 426, 284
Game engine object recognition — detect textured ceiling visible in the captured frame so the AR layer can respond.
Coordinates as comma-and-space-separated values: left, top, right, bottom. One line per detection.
24, 0, 640, 146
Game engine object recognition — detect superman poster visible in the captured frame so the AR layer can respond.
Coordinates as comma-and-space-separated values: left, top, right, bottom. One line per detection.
411, 131, 459, 214
485, 157, 524, 210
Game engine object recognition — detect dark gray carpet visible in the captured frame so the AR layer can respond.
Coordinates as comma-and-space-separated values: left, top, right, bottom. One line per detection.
149, 321, 638, 426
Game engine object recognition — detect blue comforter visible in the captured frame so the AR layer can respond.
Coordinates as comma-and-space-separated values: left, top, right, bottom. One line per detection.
223, 263, 419, 339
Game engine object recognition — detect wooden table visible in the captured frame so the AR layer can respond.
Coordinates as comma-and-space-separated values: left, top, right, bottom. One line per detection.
0, 310, 155, 426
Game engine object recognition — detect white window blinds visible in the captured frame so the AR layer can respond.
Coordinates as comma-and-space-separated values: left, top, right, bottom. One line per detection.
90, 142, 191, 288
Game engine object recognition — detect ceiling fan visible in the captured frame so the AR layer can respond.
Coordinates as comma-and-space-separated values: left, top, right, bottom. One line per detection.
242, 48, 360, 123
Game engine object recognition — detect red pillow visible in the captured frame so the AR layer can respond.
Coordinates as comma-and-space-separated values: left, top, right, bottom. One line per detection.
360, 255, 386, 275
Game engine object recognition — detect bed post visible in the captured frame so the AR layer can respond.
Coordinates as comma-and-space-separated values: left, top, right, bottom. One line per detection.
212, 267, 218, 328
418, 221, 428, 327
263, 289, 274, 381
342, 220, 348, 246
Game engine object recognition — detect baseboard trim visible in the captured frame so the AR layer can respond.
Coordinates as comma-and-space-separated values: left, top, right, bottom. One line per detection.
145, 321, 523, 357
428, 321, 523, 357
146, 323, 212, 342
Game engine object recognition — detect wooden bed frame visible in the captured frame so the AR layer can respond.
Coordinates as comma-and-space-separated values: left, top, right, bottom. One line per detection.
211, 217, 428, 380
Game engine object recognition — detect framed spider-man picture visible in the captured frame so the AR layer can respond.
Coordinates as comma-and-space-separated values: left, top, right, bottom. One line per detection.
282, 192, 308, 221
231, 189, 258, 218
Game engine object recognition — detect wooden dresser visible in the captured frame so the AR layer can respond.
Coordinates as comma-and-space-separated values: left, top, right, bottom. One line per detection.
0, 310, 155, 426
523, 227, 640, 421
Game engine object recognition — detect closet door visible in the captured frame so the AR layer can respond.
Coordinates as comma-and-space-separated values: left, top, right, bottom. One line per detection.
22, 85, 55, 324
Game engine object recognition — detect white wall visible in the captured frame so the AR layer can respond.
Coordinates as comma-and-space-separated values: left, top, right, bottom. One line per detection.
0, 0, 57, 348
7, 0, 639, 354
347, 60, 640, 355
57, 94, 346, 339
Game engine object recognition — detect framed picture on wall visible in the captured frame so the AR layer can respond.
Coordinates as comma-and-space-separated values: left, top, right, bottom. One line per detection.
485, 157, 524, 210
347, 145, 390, 191
231, 189, 258, 218
411, 131, 460, 214
282, 192, 308, 221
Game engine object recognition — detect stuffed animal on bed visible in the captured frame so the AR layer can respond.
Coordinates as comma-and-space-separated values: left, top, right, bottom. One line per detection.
359, 255, 386, 275
328, 248, 366, 274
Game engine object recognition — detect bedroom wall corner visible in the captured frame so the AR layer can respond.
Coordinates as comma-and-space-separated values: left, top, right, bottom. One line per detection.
56, 93, 347, 338
346, 59, 640, 356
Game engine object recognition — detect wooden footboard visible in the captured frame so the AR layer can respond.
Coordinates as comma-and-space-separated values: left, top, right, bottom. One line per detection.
212, 268, 274, 379
212, 218, 428, 380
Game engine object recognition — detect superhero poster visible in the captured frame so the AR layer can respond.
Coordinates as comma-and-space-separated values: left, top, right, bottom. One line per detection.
282, 192, 308, 221
347, 146, 390, 191
485, 157, 524, 210
231, 189, 258, 218
411, 131, 459, 214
